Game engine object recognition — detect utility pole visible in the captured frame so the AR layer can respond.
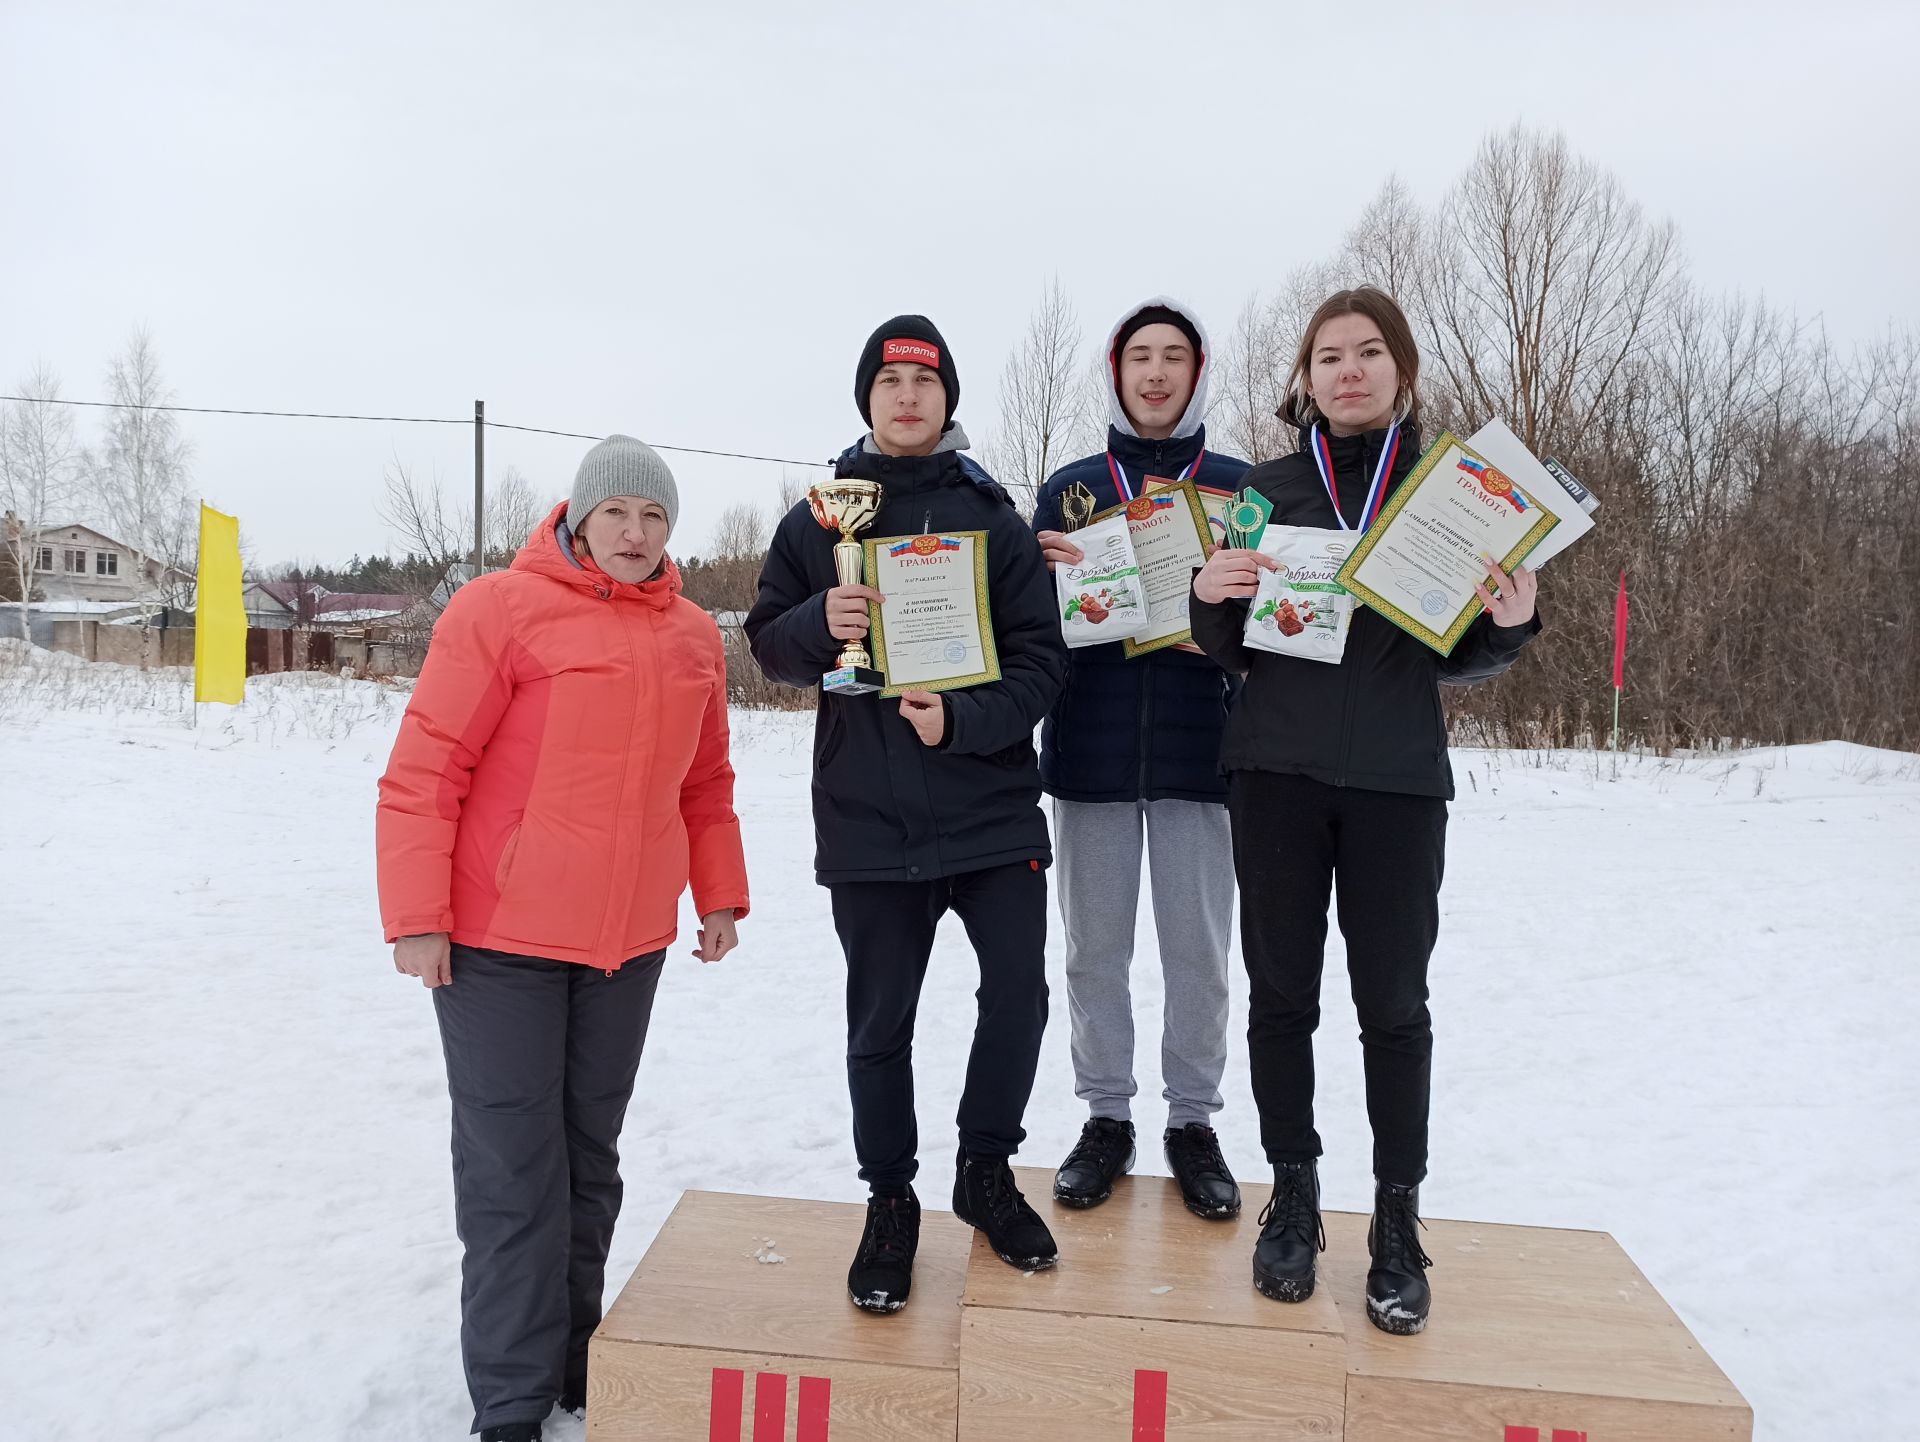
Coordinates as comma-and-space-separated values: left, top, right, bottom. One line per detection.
472, 400, 485, 579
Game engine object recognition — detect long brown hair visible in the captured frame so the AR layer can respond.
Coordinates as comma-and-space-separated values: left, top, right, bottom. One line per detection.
1276, 286, 1422, 433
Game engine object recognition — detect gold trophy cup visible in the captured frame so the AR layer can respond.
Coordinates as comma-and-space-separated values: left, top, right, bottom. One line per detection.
808, 478, 886, 695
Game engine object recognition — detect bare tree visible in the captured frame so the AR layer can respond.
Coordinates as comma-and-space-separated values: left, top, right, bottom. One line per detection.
379, 458, 551, 594
485, 465, 546, 564
1212, 261, 1348, 464
87, 328, 196, 604
980, 278, 1097, 512
1342, 176, 1428, 299
0, 365, 78, 633
777, 468, 812, 516
1415, 124, 1680, 451
379, 458, 466, 579
1214, 294, 1293, 464
710, 501, 770, 563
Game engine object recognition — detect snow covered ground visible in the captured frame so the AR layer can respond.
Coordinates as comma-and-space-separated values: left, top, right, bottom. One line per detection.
3, 643, 1917, 1440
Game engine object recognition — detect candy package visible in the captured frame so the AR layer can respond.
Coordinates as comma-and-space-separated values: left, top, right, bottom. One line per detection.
1242, 525, 1356, 664
1056, 512, 1150, 647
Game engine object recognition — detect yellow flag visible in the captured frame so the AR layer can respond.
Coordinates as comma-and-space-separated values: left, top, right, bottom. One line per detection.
194, 503, 247, 704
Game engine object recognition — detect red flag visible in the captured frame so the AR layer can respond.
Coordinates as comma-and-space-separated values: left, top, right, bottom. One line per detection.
1611, 570, 1628, 690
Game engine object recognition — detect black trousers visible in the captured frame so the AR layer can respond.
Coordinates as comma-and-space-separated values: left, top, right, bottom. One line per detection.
829, 861, 1050, 1194
433, 944, 665, 1434
1227, 770, 1446, 1185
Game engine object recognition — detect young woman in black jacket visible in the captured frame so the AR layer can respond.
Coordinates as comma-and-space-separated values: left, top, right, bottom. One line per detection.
1188, 287, 1540, 1335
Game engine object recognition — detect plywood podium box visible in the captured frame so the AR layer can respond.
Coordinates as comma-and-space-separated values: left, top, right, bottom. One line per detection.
957, 1169, 1348, 1441
588, 1190, 971, 1442
1320, 1210, 1753, 1442
593, 1181, 1751, 1442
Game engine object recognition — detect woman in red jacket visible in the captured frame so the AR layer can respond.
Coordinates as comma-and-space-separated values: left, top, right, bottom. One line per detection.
377, 435, 749, 1442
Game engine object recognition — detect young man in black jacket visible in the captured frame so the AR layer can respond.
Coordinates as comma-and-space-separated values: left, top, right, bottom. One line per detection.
745, 315, 1068, 1314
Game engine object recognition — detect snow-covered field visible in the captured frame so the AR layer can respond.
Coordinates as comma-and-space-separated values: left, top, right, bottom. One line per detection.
3, 642, 1917, 1440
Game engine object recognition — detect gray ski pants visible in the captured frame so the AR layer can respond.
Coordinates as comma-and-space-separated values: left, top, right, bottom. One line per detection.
1054, 798, 1235, 1129
433, 943, 665, 1434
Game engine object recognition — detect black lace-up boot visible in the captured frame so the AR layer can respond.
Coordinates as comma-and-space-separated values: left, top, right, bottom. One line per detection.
1053, 1118, 1136, 1208
954, 1148, 1058, 1270
847, 1189, 921, 1314
1366, 1181, 1433, 1335
1252, 1160, 1324, 1302
1163, 1123, 1242, 1219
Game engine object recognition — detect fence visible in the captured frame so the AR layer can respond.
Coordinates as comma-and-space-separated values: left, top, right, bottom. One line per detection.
37, 620, 424, 678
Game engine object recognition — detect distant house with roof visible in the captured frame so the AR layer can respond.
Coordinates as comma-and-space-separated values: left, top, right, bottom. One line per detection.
242, 578, 417, 630
23, 522, 191, 610
311, 591, 418, 628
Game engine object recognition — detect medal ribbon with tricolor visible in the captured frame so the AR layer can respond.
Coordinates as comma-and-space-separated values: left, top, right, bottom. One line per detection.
1308, 422, 1400, 532
1106, 448, 1205, 502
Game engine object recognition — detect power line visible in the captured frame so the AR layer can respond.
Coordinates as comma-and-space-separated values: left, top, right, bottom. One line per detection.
0, 395, 466, 427
0, 394, 832, 469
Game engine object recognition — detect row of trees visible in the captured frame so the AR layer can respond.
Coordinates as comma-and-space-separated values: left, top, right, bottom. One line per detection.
969, 126, 1917, 753
1, 331, 198, 631
14, 126, 1911, 751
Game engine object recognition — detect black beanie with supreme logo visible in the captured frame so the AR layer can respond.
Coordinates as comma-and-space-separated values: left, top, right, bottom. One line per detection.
854, 314, 960, 428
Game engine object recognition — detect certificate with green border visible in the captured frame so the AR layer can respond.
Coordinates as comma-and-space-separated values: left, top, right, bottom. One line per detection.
861, 530, 1002, 698
1190, 483, 1233, 551
1095, 479, 1215, 659
1335, 431, 1559, 656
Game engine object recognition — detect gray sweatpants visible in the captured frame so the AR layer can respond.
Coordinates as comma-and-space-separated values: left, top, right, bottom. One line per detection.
433, 943, 666, 1434
1054, 798, 1235, 1129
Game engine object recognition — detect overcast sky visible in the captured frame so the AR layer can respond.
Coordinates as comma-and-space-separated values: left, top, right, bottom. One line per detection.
4, 0, 1916, 568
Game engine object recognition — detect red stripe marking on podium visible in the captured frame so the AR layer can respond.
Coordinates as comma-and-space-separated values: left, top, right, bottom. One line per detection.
708, 1368, 744, 1442
797, 1375, 832, 1441
1552, 1433, 1588, 1442
1133, 1369, 1169, 1441
752, 1371, 787, 1441
1504, 1431, 1540, 1442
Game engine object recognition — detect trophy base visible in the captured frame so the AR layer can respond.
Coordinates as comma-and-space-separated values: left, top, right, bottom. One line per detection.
822, 665, 886, 696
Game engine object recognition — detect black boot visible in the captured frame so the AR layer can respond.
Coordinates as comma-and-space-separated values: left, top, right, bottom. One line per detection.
556, 1373, 587, 1420
480, 1425, 542, 1442
1163, 1124, 1242, 1219
1366, 1181, 1433, 1335
1252, 1160, 1324, 1303
847, 1189, 921, 1314
953, 1148, 1057, 1269
1053, 1117, 1135, 1208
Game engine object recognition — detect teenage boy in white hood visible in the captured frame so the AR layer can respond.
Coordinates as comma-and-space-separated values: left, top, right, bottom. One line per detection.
1030, 299, 1251, 1219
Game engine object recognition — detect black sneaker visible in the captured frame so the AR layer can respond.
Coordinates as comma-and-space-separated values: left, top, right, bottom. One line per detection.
1252, 1160, 1324, 1303
1053, 1118, 1135, 1208
953, 1148, 1057, 1270
847, 1189, 921, 1314
1163, 1123, 1242, 1219
480, 1425, 542, 1442
1366, 1181, 1433, 1335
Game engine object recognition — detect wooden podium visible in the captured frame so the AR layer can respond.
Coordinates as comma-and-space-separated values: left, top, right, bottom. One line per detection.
588, 1191, 972, 1441
959, 1168, 1345, 1440
590, 1174, 1752, 1441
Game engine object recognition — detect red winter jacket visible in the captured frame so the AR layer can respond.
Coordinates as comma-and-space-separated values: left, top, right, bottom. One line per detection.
376, 502, 750, 969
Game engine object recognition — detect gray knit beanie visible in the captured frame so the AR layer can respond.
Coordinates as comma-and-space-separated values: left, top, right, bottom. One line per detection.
568, 434, 679, 537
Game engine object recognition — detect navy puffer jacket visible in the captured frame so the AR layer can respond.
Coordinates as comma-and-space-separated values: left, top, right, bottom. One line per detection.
1029, 297, 1249, 805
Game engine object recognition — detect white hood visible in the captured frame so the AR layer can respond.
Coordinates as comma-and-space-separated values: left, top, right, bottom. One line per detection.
1104, 295, 1212, 442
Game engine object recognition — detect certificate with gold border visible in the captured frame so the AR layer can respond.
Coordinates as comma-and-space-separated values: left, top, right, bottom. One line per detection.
1334, 431, 1559, 656
1096, 479, 1214, 658
861, 530, 1001, 698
